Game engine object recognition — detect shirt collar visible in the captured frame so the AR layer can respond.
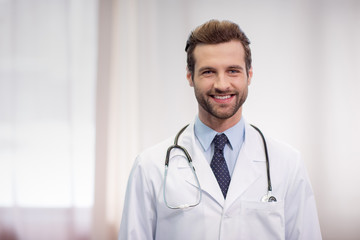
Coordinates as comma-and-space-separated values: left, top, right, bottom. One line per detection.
194, 115, 245, 152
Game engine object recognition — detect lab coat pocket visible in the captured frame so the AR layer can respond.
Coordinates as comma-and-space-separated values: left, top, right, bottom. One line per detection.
240, 201, 285, 240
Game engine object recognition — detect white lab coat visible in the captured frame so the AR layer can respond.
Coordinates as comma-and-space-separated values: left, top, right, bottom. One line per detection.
119, 122, 322, 240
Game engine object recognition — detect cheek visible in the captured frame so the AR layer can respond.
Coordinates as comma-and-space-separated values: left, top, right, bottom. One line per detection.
193, 81, 210, 94
235, 78, 250, 89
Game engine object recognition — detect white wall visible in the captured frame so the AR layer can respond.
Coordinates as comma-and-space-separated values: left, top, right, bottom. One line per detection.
129, 0, 360, 239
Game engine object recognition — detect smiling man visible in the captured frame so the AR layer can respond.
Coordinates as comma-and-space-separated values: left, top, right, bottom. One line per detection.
119, 20, 322, 240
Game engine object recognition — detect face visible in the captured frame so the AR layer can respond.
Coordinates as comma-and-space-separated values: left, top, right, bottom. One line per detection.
187, 40, 253, 129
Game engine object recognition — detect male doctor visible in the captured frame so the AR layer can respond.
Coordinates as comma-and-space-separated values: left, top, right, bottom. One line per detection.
119, 20, 322, 240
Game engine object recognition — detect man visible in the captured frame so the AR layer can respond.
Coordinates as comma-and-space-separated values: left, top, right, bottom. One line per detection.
119, 20, 322, 240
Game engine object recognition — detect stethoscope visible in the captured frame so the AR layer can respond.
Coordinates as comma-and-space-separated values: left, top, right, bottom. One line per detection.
164, 124, 277, 210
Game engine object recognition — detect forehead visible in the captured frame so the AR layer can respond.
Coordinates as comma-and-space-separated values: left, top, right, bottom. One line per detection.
193, 40, 246, 69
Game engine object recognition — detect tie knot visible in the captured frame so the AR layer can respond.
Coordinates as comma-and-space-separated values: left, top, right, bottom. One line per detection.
213, 133, 228, 151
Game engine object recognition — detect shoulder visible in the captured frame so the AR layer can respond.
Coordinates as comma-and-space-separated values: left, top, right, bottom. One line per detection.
136, 124, 195, 166
267, 136, 301, 162
129, 125, 195, 186
126, 136, 176, 192
135, 136, 175, 170
246, 123, 301, 165
248, 125, 307, 189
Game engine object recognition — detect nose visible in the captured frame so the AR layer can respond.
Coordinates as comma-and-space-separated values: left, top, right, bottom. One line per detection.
214, 73, 230, 91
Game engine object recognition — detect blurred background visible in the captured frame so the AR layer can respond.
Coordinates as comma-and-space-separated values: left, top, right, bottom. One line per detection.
0, 0, 359, 239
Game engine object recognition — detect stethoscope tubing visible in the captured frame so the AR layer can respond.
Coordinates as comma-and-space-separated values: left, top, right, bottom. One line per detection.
250, 124, 273, 192
164, 123, 276, 209
165, 124, 190, 167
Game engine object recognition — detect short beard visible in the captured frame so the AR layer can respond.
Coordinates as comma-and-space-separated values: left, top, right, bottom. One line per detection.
194, 88, 248, 120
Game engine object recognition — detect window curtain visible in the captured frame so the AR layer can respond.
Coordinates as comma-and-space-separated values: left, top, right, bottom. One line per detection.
91, 0, 141, 239
0, 0, 97, 239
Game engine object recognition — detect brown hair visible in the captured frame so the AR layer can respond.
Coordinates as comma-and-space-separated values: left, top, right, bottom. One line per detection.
185, 19, 252, 78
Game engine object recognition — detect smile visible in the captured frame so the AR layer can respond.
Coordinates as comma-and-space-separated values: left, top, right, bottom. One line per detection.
213, 95, 232, 100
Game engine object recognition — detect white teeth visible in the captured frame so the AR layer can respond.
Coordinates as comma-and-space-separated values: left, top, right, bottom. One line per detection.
214, 95, 231, 100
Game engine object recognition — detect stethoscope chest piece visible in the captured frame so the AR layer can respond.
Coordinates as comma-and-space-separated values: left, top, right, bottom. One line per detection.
261, 192, 277, 202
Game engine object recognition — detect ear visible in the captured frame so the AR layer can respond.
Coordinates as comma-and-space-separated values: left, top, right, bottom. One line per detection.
186, 68, 194, 87
247, 67, 253, 86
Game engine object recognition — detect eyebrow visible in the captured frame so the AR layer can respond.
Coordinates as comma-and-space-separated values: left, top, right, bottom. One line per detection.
227, 65, 244, 70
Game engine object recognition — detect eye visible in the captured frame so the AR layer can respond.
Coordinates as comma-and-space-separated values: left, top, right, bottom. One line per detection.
202, 70, 215, 76
228, 69, 240, 74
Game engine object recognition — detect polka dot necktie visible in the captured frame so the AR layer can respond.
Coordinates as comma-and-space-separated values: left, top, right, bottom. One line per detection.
211, 133, 231, 198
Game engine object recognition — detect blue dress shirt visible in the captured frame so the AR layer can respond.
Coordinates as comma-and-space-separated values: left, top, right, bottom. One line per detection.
194, 116, 245, 176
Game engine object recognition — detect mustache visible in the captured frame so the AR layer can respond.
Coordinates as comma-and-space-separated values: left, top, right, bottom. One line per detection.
210, 89, 237, 95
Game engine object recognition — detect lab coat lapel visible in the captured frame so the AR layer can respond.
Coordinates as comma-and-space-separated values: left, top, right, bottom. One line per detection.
178, 123, 225, 206
224, 123, 265, 208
